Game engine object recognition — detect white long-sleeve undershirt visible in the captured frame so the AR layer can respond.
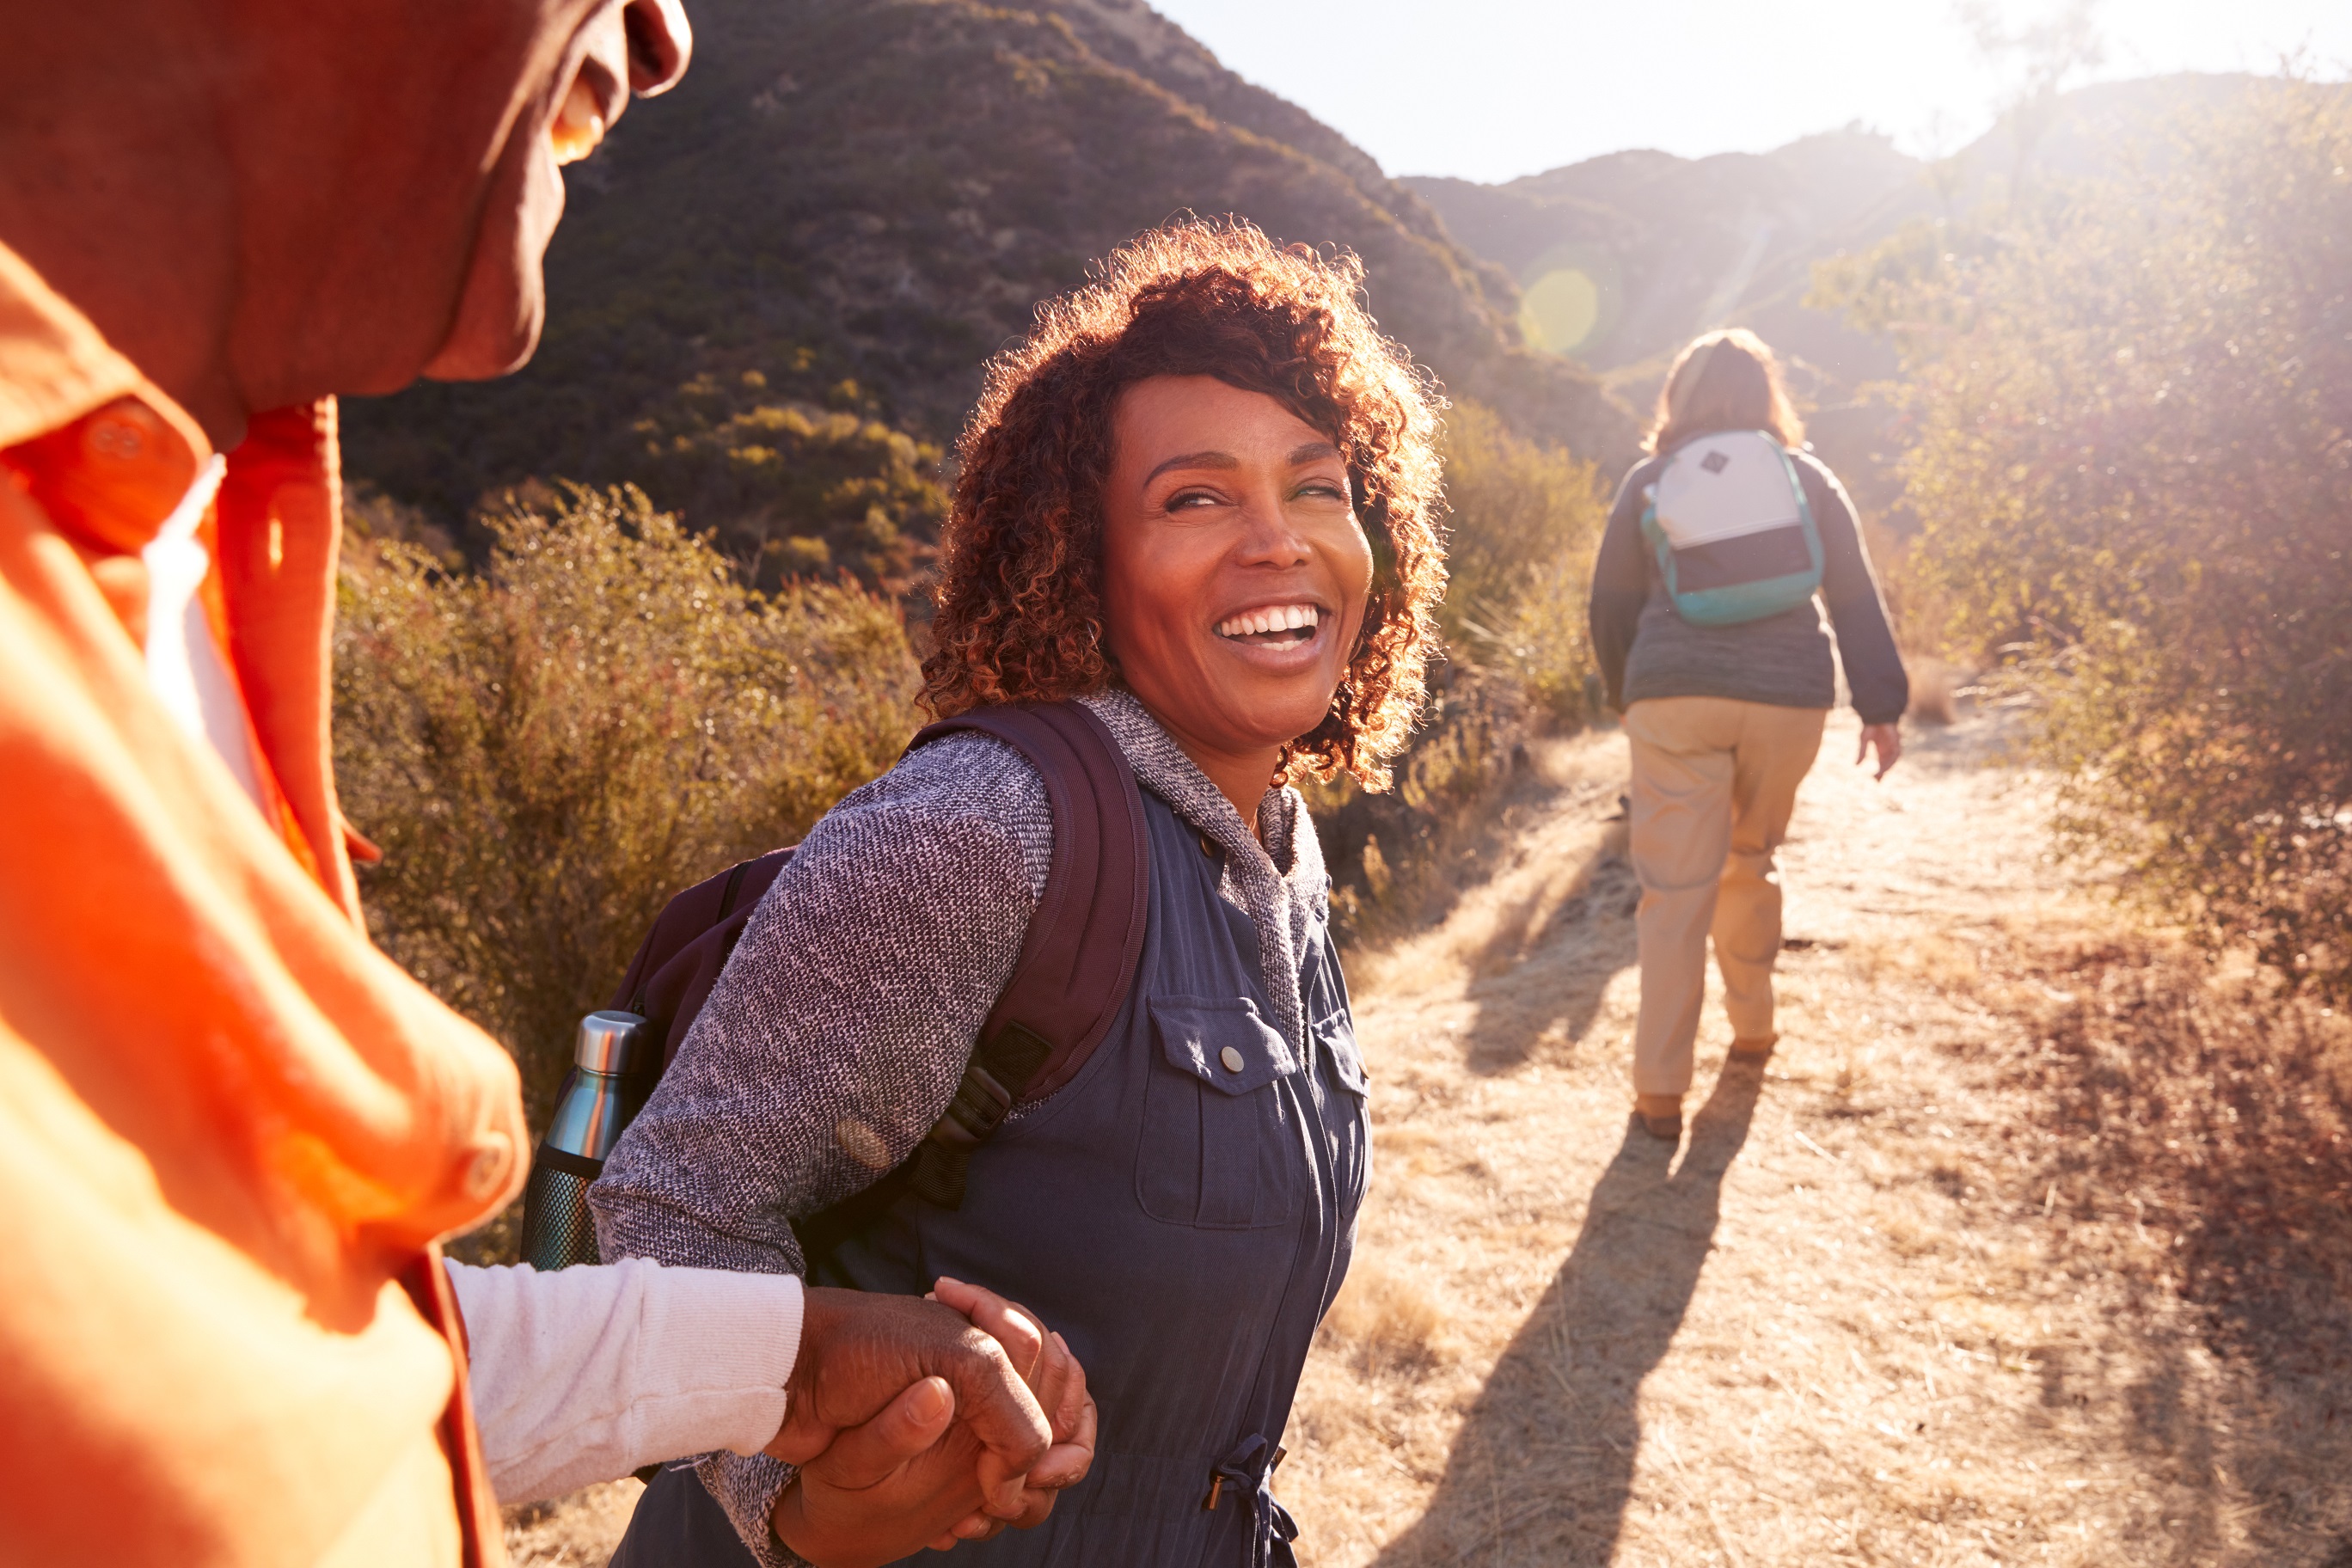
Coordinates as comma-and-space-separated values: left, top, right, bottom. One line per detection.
445, 1258, 803, 1504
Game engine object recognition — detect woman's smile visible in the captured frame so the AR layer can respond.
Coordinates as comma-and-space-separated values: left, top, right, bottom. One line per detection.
1211, 599, 1326, 654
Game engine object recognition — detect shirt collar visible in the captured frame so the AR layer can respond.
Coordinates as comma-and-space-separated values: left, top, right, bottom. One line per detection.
0, 236, 216, 556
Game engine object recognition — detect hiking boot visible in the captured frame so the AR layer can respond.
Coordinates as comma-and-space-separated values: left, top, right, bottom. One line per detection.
1634, 1093, 1683, 1141
1728, 1033, 1779, 1063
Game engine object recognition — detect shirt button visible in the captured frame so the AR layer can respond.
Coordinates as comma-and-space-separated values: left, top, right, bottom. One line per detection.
88, 417, 146, 460
1219, 1045, 1246, 1074
461, 1136, 512, 1201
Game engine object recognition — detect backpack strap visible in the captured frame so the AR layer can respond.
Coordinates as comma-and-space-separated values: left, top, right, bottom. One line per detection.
609, 847, 797, 1074
795, 699, 1149, 1258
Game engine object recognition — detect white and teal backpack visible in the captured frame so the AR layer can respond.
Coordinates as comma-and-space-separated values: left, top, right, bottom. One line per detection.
1638, 430, 1823, 626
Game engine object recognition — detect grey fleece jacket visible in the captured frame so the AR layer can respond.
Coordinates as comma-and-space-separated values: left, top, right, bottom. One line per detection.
588, 688, 1332, 1566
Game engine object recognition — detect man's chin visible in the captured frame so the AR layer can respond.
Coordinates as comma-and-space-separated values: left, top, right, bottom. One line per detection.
420, 285, 546, 383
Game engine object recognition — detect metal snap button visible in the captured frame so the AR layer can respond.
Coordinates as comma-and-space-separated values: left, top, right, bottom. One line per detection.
1219, 1045, 1245, 1074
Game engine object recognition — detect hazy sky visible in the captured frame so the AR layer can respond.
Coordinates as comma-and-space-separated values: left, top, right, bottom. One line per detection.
1145, 0, 2352, 183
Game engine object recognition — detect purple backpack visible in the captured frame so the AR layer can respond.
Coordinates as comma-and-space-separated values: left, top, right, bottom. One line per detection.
586, 701, 1149, 1250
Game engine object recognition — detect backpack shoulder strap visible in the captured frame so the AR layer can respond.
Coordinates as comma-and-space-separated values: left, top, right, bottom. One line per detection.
887, 699, 1149, 1208
609, 847, 796, 1072
794, 700, 1149, 1259
919, 700, 1150, 1101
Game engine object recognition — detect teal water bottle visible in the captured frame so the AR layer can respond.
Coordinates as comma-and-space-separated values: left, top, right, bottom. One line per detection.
518, 1010, 649, 1270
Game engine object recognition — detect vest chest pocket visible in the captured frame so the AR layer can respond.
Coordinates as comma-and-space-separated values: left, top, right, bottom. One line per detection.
1315, 1009, 1367, 1097
1138, 996, 1306, 1229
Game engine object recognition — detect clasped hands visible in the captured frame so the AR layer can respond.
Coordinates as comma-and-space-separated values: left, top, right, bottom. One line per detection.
763, 1277, 1097, 1567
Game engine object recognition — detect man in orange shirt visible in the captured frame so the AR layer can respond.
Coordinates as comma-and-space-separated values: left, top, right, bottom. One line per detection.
0, 3, 1087, 1564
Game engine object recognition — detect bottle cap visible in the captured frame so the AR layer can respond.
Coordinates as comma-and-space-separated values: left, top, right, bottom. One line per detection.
575, 1010, 650, 1075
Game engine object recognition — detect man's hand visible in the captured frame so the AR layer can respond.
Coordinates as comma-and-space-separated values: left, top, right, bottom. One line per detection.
1857, 721, 1902, 781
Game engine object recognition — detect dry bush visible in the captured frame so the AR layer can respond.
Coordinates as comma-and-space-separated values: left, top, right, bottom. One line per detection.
1313, 402, 1612, 939
1905, 656, 1965, 726
1434, 398, 1610, 731
1982, 930, 2352, 1366
334, 482, 922, 1134
1820, 74, 2352, 1001
623, 371, 948, 594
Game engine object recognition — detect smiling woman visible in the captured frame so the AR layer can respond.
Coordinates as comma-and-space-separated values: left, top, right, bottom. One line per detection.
591, 219, 1449, 1568
928, 220, 1447, 799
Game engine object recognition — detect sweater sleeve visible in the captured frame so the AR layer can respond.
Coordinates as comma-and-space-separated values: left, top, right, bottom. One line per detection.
1588, 460, 1656, 713
447, 1257, 803, 1506
1798, 455, 1909, 725
586, 732, 1052, 1565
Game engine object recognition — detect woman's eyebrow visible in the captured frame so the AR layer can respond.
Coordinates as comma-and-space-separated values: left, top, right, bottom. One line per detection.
1288, 440, 1343, 466
1144, 450, 1239, 483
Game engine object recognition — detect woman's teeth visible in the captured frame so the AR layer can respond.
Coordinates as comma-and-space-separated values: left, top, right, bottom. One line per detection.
549, 77, 608, 166
1216, 604, 1320, 643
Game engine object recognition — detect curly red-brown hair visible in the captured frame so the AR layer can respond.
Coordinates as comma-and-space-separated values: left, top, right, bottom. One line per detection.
923, 219, 1448, 789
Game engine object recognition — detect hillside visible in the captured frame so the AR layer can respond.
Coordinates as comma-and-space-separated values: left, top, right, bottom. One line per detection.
1405, 73, 2293, 518
341, 0, 1638, 544
1408, 129, 1927, 393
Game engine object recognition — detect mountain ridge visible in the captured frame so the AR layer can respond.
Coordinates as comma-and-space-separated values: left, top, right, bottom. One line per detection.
343, 0, 1637, 541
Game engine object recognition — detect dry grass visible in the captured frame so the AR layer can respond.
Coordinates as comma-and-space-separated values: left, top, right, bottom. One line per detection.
493, 708, 2352, 1568
503, 1479, 642, 1566
1904, 657, 1969, 726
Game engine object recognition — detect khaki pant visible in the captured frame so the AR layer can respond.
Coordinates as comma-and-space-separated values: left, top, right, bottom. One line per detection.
1624, 696, 1828, 1100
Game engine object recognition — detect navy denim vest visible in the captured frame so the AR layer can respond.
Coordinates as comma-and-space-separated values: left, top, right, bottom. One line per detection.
615, 785, 1369, 1568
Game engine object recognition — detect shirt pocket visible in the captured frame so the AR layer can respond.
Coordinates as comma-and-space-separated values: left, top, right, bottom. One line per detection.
1137, 995, 1305, 1229
1315, 1009, 1367, 1098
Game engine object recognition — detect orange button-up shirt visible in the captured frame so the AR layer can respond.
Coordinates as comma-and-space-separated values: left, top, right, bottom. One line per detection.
0, 238, 524, 1565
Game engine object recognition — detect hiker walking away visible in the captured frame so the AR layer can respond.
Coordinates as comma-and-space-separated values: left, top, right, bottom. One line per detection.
591, 218, 1449, 1568
2, 4, 1087, 1561
1588, 328, 1908, 1142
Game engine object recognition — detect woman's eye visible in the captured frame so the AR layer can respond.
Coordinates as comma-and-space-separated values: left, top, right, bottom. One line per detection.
1164, 489, 1223, 511
1295, 481, 1350, 504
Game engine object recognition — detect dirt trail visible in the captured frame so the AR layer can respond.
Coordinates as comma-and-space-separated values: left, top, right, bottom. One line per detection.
1288, 707, 2352, 1567
510, 707, 2352, 1567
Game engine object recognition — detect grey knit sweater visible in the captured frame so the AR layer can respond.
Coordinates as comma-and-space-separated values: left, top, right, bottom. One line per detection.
589, 688, 1332, 1565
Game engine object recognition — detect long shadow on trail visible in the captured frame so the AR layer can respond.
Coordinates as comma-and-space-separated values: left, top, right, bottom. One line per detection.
1375, 1061, 1765, 1567
1458, 828, 1643, 1077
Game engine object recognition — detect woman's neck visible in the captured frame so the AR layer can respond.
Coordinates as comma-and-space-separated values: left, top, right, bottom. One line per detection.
1135, 708, 1279, 841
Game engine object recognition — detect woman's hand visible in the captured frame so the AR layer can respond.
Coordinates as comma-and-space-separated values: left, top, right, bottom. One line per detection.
930, 1276, 1098, 1534
1857, 721, 1902, 780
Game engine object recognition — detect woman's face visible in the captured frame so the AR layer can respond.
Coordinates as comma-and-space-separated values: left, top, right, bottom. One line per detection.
1099, 375, 1375, 769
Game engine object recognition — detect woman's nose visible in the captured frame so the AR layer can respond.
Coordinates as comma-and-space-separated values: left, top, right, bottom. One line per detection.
1236, 495, 1314, 565
622, 0, 693, 96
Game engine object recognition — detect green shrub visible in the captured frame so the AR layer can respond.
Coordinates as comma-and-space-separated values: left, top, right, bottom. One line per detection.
1311, 401, 1611, 934
1818, 76, 2352, 999
334, 482, 922, 1124
625, 371, 949, 595
1436, 399, 1611, 728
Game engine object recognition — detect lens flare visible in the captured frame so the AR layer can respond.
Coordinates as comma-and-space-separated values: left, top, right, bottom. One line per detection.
1519, 266, 1602, 355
